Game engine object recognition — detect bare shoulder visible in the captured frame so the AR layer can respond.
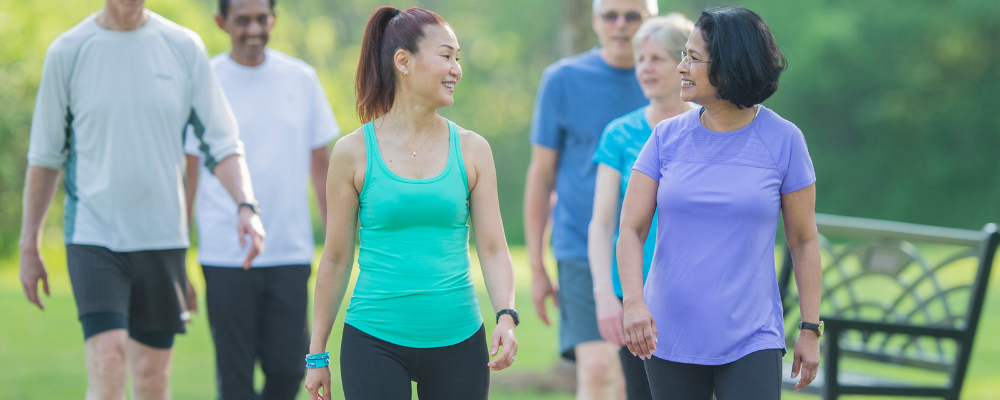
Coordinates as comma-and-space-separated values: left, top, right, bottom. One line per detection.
456, 125, 493, 160
330, 128, 366, 162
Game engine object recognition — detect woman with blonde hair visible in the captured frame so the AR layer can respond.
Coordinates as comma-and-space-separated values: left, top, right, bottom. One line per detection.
588, 13, 694, 400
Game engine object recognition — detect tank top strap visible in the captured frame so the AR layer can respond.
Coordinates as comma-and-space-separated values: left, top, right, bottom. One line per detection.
361, 121, 380, 188
446, 119, 469, 195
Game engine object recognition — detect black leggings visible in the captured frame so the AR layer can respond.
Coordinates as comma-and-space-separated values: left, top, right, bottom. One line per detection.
621, 346, 653, 400
644, 349, 783, 400
340, 323, 490, 400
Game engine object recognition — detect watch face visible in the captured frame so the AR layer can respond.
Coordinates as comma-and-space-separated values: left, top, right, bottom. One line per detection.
818, 321, 825, 337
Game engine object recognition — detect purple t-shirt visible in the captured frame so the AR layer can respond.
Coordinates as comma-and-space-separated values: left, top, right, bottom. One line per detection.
632, 105, 815, 365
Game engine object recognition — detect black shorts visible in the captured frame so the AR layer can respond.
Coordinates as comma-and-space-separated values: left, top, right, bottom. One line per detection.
67, 244, 188, 345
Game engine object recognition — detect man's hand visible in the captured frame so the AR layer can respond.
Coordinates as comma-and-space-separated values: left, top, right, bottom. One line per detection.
238, 208, 265, 269
20, 249, 50, 310
595, 290, 625, 346
488, 316, 519, 371
185, 278, 198, 316
791, 329, 821, 391
531, 268, 559, 326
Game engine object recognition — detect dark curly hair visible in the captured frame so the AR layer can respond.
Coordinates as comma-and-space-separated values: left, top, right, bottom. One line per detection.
695, 6, 787, 108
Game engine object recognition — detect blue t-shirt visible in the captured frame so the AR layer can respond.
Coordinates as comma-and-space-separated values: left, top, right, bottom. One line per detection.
632, 105, 816, 365
530, 48, 647, 261
592, 107, 656, 297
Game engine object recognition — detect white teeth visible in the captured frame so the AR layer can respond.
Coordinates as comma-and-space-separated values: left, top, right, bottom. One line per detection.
443, 82, 455, 89
681, 80, 695, 85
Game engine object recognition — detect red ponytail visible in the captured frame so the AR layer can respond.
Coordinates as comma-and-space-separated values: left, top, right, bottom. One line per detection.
355, 6, 447, 123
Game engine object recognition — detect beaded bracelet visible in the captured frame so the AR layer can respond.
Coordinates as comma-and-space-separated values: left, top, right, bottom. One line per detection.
305, 352, 330, 369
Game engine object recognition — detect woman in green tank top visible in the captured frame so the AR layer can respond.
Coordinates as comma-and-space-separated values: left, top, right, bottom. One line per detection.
304, 6, 518, 400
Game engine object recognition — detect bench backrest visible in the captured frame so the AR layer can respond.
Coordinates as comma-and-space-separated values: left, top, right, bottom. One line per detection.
779, 214, 998, 378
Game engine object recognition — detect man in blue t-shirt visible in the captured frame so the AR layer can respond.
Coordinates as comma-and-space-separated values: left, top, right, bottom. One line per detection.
524, 0, 652, 397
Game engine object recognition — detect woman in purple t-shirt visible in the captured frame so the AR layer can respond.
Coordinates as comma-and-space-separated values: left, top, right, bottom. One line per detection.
617, 6, 823, 399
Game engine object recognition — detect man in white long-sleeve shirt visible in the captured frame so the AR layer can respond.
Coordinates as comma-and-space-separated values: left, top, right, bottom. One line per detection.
18, 1, 265, 398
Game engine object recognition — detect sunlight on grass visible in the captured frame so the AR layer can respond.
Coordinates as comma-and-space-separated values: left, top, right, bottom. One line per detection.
1, 244, 998, 399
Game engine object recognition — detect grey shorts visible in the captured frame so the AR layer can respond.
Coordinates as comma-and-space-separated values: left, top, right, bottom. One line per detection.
67, 244, 189, 336
557, 258, 603, 360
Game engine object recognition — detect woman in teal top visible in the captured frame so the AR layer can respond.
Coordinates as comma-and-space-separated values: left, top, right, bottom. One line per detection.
588, 14, 694, 400
305, 6, 518, 400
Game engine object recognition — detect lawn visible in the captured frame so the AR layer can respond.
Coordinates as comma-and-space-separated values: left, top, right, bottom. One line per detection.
1, 244, 998, 399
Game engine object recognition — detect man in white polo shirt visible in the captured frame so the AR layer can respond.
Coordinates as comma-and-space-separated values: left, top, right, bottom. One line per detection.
183, 0, 338, 399
18, 0, 265, 399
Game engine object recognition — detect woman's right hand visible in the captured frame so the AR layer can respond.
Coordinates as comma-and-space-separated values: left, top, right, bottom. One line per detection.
623, 299, 658, 359
304, 367, 332, 400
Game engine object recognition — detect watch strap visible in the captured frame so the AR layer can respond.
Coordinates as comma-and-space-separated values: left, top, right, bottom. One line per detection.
496, 309, 519, 326
799, 321, 823, 337
238, 201, 260, 215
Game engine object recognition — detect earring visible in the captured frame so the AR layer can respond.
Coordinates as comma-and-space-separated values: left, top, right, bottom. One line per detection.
403, 69, 409, 76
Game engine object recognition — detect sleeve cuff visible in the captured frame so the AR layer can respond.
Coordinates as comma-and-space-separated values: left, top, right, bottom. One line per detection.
780, 177, 816, 194
27, 156, 65, 171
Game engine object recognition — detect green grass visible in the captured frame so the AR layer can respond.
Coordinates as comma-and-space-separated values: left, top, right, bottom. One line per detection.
1, 244, 998, 399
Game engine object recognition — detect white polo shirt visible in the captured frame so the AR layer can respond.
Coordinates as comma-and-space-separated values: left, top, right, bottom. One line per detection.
186, 49, 339, 267
28, 12, 241, 252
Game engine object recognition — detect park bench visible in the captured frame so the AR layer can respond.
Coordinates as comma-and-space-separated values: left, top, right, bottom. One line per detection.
777, 214, 999, 399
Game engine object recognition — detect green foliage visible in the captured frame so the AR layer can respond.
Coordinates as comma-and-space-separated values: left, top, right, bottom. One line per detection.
1, 0, 999, 253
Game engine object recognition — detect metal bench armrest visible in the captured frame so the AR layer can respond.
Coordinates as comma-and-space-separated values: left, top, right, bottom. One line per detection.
823, 317, 964, 339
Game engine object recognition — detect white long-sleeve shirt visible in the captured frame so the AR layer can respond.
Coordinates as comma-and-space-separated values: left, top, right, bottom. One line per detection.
28, 12, 242, 252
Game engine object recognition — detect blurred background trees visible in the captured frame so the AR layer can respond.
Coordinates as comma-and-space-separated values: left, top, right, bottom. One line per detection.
1, 0, 999, 254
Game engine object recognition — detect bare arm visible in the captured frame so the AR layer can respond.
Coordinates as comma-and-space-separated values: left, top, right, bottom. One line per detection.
311, 145, 331, 229
523, 145, 560, 325
211, 154, 265, 269
618, 171, 658, 359
184, 155, 199, 228
781, 184, 822, 390
464, 132, 518, 371
304, 133, 363, 400
183, 154, 200, 314
18, 166, 61, 310
588, 164, 625, 346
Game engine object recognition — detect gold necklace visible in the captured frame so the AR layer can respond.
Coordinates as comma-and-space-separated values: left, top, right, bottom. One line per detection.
388, 115, 436, 157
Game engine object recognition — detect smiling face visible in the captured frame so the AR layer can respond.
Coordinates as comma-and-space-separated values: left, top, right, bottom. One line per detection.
635, 37, 681, 101
397, 24, 462, 109
592, 0, 649, 65
677, 27, 717, 105
217, 0, 275, 62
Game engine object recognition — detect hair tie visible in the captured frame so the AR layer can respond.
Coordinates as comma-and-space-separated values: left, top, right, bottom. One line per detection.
391, 9, 401, 18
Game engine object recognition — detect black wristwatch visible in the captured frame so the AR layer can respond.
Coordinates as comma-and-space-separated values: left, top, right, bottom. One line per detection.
238, 200, 261, 215
496, 309, 519, 326
799, 321, 824, 337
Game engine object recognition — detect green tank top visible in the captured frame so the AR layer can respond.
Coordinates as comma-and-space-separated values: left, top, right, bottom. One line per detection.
344, 119, 483, 348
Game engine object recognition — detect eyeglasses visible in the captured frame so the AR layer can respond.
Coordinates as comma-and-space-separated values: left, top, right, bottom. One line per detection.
600, 11, 644, 24
680, 51, 711, 69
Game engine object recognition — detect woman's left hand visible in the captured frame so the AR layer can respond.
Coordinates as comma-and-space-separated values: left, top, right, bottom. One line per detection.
487, 316, 518, 371
791, 330, 821, 391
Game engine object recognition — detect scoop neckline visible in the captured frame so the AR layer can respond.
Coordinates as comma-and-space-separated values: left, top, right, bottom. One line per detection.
368, 120, 454, 184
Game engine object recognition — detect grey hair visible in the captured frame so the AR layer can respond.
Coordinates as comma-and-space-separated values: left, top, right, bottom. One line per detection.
631, 13, 694, 63
592, 0, 658, 16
